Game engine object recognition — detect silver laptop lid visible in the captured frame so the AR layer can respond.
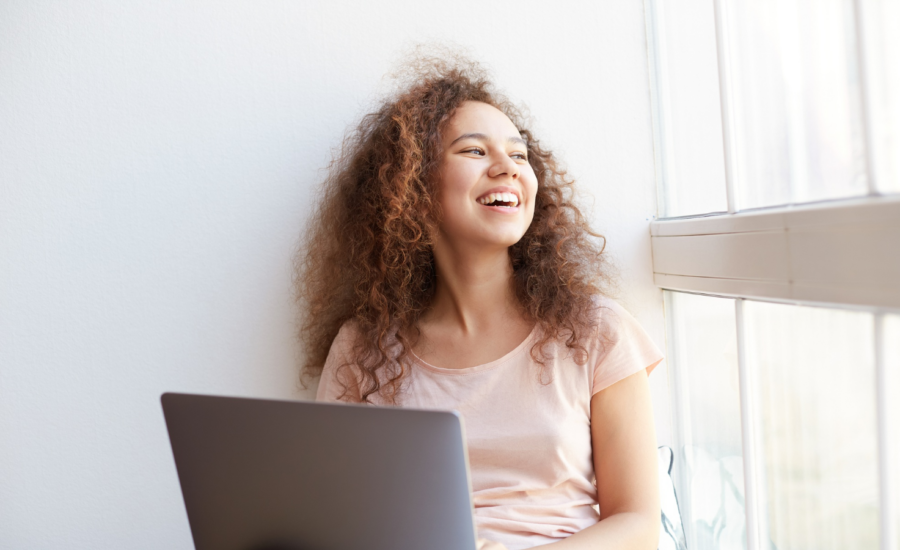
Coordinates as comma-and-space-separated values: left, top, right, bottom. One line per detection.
161, 392, 477, 550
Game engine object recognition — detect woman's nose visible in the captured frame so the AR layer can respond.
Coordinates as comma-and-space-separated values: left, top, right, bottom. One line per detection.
488, 154, 520, 179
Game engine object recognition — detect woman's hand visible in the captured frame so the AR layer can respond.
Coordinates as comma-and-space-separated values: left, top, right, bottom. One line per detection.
476, 537, 510, 550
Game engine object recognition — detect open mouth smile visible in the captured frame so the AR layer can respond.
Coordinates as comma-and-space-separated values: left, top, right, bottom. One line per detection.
476, 191, 520, 210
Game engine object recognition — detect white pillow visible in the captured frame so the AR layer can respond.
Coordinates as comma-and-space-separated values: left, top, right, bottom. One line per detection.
658, 446, 687, 550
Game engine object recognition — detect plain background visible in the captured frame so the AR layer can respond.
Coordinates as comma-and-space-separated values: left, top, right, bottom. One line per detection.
0, 1, 668, 548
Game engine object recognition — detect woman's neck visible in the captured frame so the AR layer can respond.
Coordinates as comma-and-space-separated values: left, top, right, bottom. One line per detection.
426, 240, 522, 336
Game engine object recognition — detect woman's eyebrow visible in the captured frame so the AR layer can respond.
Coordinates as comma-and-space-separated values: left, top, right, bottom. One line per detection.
450, 132, 488, 145
450, 133, 527, 146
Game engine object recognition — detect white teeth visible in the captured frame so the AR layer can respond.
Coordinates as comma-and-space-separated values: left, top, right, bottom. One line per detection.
477, 192, 519, 207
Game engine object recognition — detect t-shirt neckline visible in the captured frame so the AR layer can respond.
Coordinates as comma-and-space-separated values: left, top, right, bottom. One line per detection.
408, 323, 539, 375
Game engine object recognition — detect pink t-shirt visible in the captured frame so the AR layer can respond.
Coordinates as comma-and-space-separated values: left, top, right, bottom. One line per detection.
316, 297, 663, 550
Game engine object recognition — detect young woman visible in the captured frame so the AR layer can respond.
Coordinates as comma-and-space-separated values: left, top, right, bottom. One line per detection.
296, 56, 663, 550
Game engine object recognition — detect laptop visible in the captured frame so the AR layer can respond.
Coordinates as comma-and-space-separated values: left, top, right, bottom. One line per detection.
161, 392, 478, 550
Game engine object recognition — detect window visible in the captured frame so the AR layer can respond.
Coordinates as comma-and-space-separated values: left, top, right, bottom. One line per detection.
646, 0, 727, 217
646, 0, 900, 548
882, 314, 900, 550
664, 291, 743, 549
746, 302, 879, 550
725, 0, 868, 208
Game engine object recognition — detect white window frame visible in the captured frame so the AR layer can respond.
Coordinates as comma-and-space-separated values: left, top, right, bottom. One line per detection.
645, 1, 900, 549
651, 196, 900, 310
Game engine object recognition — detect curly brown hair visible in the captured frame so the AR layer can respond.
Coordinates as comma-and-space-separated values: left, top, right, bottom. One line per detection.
294, 52, 613, 403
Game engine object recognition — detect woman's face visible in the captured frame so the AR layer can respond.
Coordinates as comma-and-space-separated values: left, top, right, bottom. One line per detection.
434, 101, 538, 252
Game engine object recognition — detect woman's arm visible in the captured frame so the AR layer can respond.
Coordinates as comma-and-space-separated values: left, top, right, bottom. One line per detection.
539, 368, 660, 550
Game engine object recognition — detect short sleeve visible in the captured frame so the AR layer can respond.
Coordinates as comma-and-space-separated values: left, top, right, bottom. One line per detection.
591, 299, 664, 395
315, 323, 363, 403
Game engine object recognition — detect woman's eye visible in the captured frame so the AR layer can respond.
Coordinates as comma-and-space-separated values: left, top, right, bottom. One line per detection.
464, 148, 485, 156
511, 152, 528, 160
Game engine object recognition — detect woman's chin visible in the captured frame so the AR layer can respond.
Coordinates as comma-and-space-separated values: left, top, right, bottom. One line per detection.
481, 233, 527, 250
439, 225, 529, 252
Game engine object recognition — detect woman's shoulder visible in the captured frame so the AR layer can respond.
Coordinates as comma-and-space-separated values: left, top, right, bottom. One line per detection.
331, 319, 363, 351
579, 295, 662, 359
588, 295, 633, 337
318, 321, 366, 403
585, 295, 664, 394
589, 294, 623, 314
330, 319, 402, 354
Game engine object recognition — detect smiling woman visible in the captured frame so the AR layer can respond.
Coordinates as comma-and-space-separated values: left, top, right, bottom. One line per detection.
294, 52, 662, 550
436, 102, 537, 253
295, 54, 613, 403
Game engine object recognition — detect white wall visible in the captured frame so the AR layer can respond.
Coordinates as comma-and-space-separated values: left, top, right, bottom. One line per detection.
0, 1, 667, 548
